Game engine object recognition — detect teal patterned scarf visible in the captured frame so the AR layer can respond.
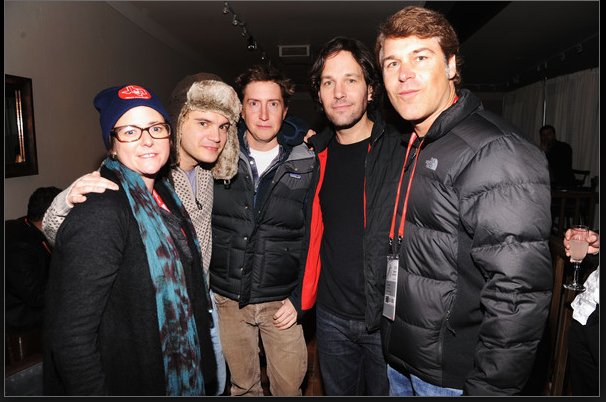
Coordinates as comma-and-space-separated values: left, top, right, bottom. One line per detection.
104, 157, 204, 395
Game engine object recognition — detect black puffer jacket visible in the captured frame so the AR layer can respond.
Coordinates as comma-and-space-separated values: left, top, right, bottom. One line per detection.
381, 90, 553, 395
209, 121, 316, 308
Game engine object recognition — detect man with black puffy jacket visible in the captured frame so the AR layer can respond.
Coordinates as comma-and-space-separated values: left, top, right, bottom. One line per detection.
374, 6, 552, 396
209, 64, 315, 396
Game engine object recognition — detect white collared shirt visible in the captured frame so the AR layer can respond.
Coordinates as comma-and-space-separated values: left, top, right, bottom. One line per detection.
571, 266, 600, 325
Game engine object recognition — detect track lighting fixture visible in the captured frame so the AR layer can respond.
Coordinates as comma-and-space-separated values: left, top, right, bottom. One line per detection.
247, 36, 257, 51
575, 43, 583, 54
223, 2, 269, 63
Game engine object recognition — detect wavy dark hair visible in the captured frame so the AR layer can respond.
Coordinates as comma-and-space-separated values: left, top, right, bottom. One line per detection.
375, 6, 463, 89
235, 63, 295, 105
309, 36, 382, 111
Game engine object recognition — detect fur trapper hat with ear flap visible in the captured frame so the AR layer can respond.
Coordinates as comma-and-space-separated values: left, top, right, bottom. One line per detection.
168, 72, 241, 180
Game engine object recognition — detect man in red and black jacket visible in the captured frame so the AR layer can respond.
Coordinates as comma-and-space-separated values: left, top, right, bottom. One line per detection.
294, 36, 407, 396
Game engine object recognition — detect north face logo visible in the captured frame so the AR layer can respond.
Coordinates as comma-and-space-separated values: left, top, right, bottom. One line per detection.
425, 157, 438, 170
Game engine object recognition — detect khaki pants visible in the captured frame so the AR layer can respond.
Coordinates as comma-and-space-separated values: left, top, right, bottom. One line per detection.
213, 294, 307, 396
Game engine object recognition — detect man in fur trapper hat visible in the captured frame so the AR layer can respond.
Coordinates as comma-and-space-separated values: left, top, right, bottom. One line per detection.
41, 72, 242, 396
167, 72, 240, 180
164, 73, 241, 396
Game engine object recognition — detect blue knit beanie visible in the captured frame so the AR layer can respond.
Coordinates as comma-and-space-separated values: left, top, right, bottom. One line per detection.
94, 84, 171, 149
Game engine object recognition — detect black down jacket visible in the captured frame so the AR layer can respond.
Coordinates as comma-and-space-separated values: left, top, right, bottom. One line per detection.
381, 89, 553, 395
209, 122, 316, 308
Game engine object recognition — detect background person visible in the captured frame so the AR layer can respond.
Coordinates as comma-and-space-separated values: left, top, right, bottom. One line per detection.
539, 124, 575, 188
43, 84, 217, 395
6, 186, 62, 330
563, 228, 599, 396
5, 186, 62, 363
375, 6, 552, 395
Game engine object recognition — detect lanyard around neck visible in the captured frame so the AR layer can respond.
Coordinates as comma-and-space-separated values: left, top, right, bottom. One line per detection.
388, 95, 458, 249
153, 188, 191, 240
389, 133, 425, 248
152, 189, 170, 212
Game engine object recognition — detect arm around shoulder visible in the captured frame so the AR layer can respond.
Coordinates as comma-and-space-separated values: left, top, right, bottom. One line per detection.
42, 170, 119, 245
42, 187, 73, 246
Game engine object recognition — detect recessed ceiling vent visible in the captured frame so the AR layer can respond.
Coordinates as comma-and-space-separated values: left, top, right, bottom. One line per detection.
278, 45, 310, 58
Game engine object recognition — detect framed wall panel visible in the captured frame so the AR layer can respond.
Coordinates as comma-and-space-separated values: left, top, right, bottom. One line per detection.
5, 74, 38, 178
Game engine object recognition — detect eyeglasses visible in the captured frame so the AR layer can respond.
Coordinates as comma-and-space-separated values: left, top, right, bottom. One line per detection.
111, 123, 171, 143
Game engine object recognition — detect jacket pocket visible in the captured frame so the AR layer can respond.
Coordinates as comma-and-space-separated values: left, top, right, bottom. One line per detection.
256, 239, 300, 289
388, 270, 455, 373
212, 230, 245, 280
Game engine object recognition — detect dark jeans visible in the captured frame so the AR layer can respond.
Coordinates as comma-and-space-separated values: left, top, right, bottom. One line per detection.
568, 305, 599, 396
315, 305, 389, 396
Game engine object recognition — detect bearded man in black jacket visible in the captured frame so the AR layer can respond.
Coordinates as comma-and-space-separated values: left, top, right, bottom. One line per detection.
298, 36, 407, 396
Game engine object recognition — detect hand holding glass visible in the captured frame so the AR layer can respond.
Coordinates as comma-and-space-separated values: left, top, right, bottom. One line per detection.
564, 225, 589, 292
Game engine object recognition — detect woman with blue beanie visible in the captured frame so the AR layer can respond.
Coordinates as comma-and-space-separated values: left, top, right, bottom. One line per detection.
43, 84, 217, 396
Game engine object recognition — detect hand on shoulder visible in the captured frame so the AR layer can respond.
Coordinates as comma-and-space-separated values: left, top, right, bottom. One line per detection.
67, 170, 119, 206
303, 129, 317, 149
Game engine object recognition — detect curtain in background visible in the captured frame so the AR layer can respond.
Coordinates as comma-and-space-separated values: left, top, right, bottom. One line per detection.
543, 69, 599, 182
503, 68, 599, 181
501, 82, 545, 145
502, 68, 599, 228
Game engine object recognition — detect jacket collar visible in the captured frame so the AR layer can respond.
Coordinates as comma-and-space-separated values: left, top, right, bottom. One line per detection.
236, 115, 307, 153
421, 89, 482, 143
309, 109, 387, 153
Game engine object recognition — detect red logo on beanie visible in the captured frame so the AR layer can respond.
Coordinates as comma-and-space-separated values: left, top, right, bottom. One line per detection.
118, 85, 152, 99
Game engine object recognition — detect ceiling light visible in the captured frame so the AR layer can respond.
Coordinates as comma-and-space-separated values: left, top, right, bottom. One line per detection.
223, 3, 268, 62
576, 43, 583, 54
247, 36, 257, 51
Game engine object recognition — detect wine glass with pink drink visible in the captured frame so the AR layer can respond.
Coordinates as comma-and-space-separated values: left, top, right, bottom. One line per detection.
563, 225, 589, 292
